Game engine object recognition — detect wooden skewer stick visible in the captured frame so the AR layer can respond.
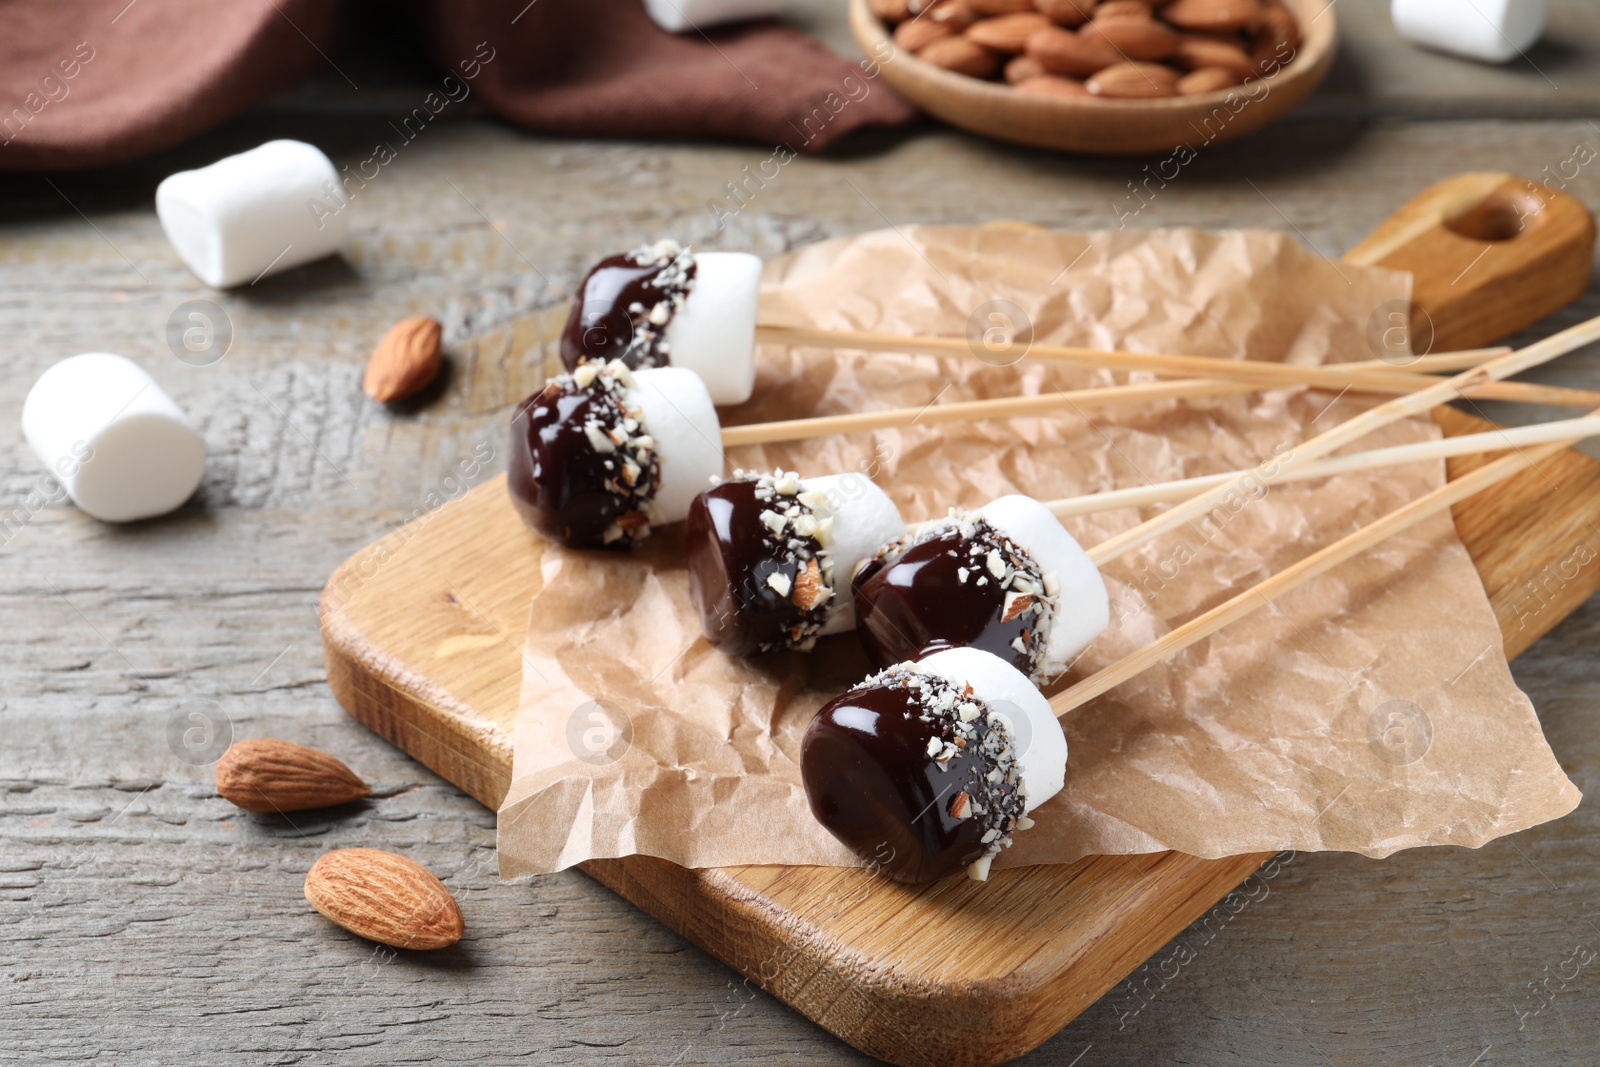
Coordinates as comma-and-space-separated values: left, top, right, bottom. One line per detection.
1083, 313, 1600, 567
1045, 416, 1600, 519
755, 325, 1599, 408
1052, 430, 1591, 717
720, 359, 1586, 449
756, 324, 1507, 377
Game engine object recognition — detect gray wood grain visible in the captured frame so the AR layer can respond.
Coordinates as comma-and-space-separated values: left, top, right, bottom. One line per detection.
3, 11, 1600, 1063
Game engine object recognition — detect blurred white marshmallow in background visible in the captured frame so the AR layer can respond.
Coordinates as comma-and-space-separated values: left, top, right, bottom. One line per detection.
642, 0, 788, 32
1391, 0, 1547, 64
156, 139, 350, 289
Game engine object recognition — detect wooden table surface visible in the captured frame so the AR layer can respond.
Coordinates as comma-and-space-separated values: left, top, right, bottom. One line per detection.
4, 3, 1599, 1063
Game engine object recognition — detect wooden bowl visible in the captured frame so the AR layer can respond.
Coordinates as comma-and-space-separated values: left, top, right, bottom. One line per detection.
849, 0, 1337, 155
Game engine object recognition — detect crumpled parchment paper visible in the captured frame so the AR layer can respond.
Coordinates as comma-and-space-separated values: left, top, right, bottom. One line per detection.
498, 224, 1581, 876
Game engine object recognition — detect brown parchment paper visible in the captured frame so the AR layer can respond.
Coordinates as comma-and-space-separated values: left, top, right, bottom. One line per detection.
498, 224, 1581, 876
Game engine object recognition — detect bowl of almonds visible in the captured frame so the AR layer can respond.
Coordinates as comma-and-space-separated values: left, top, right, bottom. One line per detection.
851, 0, 1335, 154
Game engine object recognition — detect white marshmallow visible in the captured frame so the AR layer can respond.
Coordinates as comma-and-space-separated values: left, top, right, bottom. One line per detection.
22, 354, 206, 523
156, 139, 350, 289
642, 0, 787, 32
1391, 0, 1545, 64
626, 367, 725, 525
907, 645, 1068, 813
664, 251, 762, 406
799, 473, 907, 636
978, 494, 1109, 677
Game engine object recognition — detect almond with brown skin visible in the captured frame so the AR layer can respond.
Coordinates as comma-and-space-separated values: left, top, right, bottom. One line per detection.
1160, 0, 1261, 32
1004, 53, 1047, 82
966, 0, 1035, 13
1080, 15, 1179, 60
1092, 0, 1151, 18
927, 0, 979, 29
1015, 73, 1092, 96
1176, 65, 1243, 92
1025, 25, 1120, 75
1086, 60, 1180, 96
215, 737, 370, 813
895, 17, 954, 50
1250, 1, 1300, 73
965, 12, 1052, 52
1034, 0, 1095, 27
304, 848, 464, 950
870, 0, 915, 22
364, 315, 442, 403
1171, 35, 1257, 76
918, 35, 1001, 76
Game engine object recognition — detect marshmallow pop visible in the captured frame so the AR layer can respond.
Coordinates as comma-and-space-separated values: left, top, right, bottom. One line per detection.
801, 644, 1067, 883
686, 469, 907, 655
508, 360, 723, 550
561, 240, 761, 406
853, 495, 1111, 685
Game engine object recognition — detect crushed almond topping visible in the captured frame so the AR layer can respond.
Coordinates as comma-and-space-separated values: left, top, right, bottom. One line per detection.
791, 557, 830, 612
1001, 592, 1034, 623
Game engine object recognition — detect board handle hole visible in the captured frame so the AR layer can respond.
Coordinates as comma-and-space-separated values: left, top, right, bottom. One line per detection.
1445, 187, 1549, 243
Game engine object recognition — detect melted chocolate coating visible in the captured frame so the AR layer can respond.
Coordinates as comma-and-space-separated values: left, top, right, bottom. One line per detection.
853, 527, 1036, 676
801, 674, 1018, 884
686, 479, 825, 656
506, 379, 657, 550
560, 250, 696, 371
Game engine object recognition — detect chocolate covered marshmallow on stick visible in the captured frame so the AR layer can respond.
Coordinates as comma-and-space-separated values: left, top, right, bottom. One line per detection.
799, 315, 1600, 884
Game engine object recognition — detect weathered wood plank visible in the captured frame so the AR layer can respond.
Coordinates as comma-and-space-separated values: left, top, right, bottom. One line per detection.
2, 112, 1599, 1065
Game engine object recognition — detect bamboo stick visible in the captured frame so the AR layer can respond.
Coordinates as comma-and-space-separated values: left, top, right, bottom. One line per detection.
1044, 417, 1600, 518
720, 359, 1597, 449
1082, 314, 1600, 567
1053, 434, 1586, 716
754, 325, 1598, 407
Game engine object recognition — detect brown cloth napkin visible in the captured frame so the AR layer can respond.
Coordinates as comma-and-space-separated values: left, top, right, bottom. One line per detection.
0, 0, 914, 172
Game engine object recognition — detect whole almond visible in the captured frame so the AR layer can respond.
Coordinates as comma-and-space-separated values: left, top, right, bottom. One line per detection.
1160, 0, 1262, 32
304, 848, 464, 950
1025, 25, 1121, 76
1093, 0, 1152, 18
966, 0, 1035, 13
918, 35, 1001, 76
966, 12, 1052, 52
364, 315, 442, 403
1250, 1, 1300, 72
1171, 35, 1258, 77
1035, 0, 1095, 26
215, 738, 370, 813
1086, 60, 1180, 96
1005, 53, 1048, 82
895, 17, 954, 50
927, 0, 979, 29
1176, 65, 1243, 93
1080, 16, 1178, 60
1015, 74, 1093, 97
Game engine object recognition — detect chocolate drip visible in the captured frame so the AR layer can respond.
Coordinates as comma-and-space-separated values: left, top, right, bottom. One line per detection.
802, 667, 1025, 884
506, 366, 661, 550
686, 476, 833, 655
853, 521, 1048, 677
560, 243, 697, 372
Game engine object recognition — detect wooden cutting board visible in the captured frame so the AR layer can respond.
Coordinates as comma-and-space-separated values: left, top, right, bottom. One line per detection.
321, 174, 1598, 1067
